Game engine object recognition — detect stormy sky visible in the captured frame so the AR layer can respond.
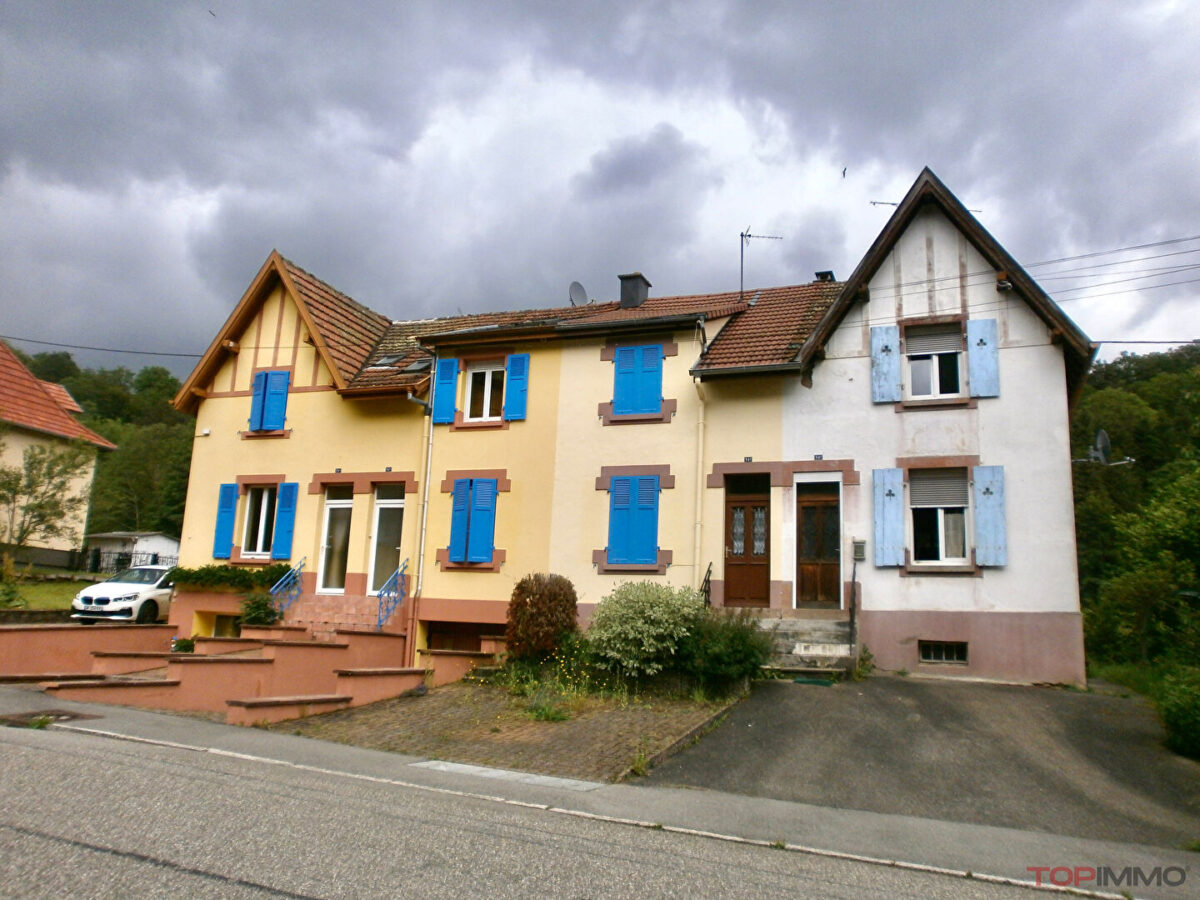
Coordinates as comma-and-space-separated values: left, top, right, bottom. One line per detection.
1, 1, 1197, 377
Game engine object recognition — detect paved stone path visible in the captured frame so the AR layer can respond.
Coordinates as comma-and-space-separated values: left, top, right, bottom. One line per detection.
273, 681, 730, 782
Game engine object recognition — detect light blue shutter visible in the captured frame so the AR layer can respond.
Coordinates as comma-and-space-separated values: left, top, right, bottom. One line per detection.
967, 319, 1000, 398
466, 478, 497, 563
607, 477, 633, 563
870, 326, 902, 403
972, 466, 1007, 566
432, 358, 458, 424
612, 348, 638, 414
632, 475, 660, 564
503, 353, 529, 421
873, 468, 905, 566
213, 483, 238, 559
262, 371, 290, 430
271, 482, 298, 560
248, 371, 267, 430
637, 345, 663, 414
449, 479, 471, 562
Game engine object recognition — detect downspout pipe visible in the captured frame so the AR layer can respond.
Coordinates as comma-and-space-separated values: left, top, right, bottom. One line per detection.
692, 377, 707, 591
408, 373, 437, 667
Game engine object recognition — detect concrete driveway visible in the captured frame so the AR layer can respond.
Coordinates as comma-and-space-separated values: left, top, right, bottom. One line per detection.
644, 676, 1200, 849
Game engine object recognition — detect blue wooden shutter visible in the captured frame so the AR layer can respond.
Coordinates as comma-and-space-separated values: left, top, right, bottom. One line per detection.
248, 371, 268, 430
637, 345, 663, 414
262, 370, 290, 430
607, 477, 634, 563
632, 475, 660, 564
448, 478, 471, 562
972, 466, 1007, 566
873, 468, 905, 566
612, 348, 638, 414
213, 483, 238, 559
870, 326, 902, 403
466, 478, 497, 563
432, 358, 458, 424
271, 482, 298, 560
967, 318, 1000, 398
503, 353, 529, 421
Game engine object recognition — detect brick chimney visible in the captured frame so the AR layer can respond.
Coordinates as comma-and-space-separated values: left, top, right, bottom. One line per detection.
618, 272, 651, 308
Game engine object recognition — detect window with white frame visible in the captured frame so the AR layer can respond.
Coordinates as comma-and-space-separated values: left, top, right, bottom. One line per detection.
370, 484, 405, 593
318, 486, 354, 592
906, 324, 963, 399
464, 362, 505, 421
909, 468, 968, 563
242, 486, 277, 556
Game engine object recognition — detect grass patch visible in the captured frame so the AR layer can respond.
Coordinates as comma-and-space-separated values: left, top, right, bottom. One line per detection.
1088, 661, 1196, 701
16, 580, 94, 610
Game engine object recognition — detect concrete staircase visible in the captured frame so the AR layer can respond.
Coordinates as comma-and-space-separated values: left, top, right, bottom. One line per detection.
759, 616, 855, 676
39, 626, 435, 725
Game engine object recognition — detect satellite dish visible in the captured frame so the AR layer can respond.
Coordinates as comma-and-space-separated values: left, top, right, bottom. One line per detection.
568, 281, 587, 306
1091, 429, 1111, 465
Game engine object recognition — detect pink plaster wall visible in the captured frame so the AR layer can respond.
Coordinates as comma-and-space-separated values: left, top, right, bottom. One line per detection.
858, 610, 1086, 685
0, 625, 176, 676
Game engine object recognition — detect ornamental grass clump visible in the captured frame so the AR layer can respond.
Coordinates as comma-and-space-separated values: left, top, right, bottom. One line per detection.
586, 582, 705, 679
505, 572, 579, 660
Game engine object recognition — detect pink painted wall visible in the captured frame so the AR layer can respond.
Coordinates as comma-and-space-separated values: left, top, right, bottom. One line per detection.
859, 610, 1086, 686
0, 625, 176, 676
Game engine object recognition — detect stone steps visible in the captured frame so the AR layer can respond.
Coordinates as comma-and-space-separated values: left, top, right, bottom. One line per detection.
758, 617, 855, 672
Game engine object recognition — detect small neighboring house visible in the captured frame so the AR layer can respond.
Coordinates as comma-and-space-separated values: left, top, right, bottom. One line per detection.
0, 342, 116, 567
84, 531, 180, 573
171, 168, 1094, 684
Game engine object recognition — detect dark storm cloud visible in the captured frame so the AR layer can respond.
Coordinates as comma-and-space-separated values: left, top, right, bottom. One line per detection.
0, 0, 1196, 376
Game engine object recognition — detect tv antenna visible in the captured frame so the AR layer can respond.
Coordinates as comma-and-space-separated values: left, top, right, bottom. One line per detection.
1072, 428, 1135, 466
568, 281, 587, 307
740, 228, 783, 303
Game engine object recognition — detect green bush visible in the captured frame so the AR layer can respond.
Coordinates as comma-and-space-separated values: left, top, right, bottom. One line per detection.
586, 582, 704, 679
676, 608, 772, 694
1159, 670, 1200, 760
240, 591, 280, 626
505, 572, 578, 660
0, 554, 26, 609
171, 637, 196, 653
169, 563, 292, 591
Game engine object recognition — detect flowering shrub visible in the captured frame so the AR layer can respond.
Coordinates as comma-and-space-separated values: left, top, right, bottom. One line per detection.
586, 582, 704, 678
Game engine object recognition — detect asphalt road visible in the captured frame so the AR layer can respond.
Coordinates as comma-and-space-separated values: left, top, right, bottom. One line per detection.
0, 723, 1037, 899
645, 677, 1200, 849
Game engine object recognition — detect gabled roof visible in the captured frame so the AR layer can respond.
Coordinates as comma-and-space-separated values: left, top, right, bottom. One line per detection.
174, 251, 391, 412
796, 168, 1095, 386
691, 282, 843, 375
0, 342, 115, 450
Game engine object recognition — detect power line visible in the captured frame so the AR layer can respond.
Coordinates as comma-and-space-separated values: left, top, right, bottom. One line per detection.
0, 334, 202, 358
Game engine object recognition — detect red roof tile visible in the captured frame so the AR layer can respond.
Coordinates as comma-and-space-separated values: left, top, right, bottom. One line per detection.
39, 380, 83, 414
0, 343, 116, 449
692, 282, 842, 372
280, 258, 392, 385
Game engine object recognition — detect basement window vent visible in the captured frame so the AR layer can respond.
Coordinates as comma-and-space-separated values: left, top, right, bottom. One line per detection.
918, 640, 968, 665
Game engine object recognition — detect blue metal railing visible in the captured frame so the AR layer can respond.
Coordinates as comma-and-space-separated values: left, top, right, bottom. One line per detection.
269, 557, 306, 618
376, 559, 409, 631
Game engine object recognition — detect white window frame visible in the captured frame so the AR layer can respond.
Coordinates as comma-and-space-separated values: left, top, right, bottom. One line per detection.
908, 469, 970, 565
905, 325, 964, 400
462, 361, 505, 422
369, 487, 406, 594
241, 486, 277, 557
317, 487, 354, 594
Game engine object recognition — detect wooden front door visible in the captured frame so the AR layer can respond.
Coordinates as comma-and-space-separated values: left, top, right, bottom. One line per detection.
724, 491, 770, 607
796, 488, 840, 607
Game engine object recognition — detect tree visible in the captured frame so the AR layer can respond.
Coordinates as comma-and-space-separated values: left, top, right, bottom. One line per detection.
0, 433, 94, 549
86, 420, 192, 535
26, 351, 81, 384
63, 367, 135, 422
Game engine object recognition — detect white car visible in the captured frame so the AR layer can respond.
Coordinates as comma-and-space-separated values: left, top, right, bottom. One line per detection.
71, 566, 174, 624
